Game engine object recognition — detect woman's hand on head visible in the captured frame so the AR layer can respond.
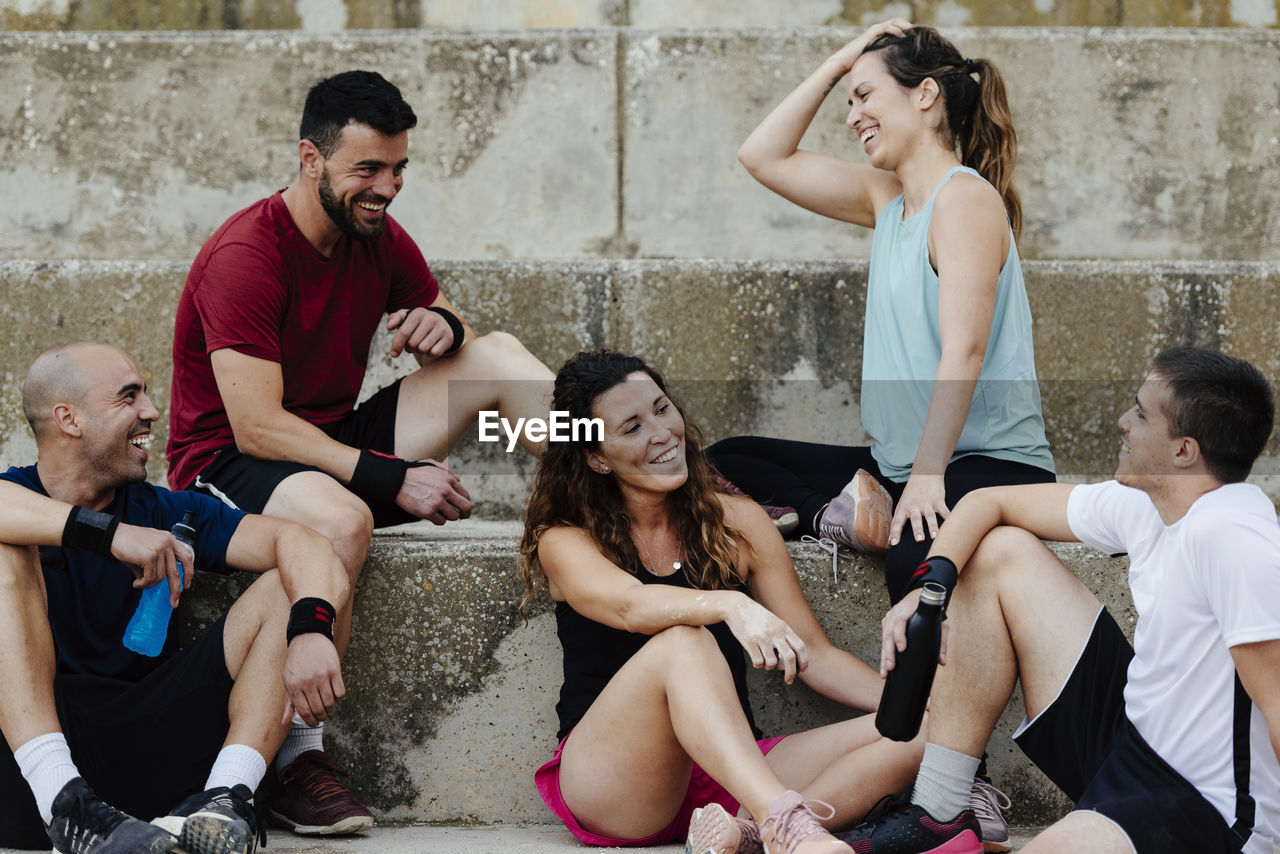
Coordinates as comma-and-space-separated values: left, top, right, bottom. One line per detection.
723, 595, 809, 684
889, 473, 949, 547
829, 18, 912, 71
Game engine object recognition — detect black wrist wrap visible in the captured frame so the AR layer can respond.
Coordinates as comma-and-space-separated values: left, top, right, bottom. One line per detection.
62, 506, 120, 556
426, 306, 465, 355
287, 597, 336, 644
349, 449, 409, 503
906, 556, 959, 607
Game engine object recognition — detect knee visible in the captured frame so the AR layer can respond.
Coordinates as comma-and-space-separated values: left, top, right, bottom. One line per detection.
645, 624, 719, 661
963, 525, 1042, 588
470, 331, 545, 375
308, 495, 374, 576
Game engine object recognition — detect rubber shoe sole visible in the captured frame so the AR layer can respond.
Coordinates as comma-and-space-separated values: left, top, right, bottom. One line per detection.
268, 809, 374, 835
152, 812, 256, 854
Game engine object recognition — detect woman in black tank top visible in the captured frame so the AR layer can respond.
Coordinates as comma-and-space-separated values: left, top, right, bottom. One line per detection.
519, 351, 922, 854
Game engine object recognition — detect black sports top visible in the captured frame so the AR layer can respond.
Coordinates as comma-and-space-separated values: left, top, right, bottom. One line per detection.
553, 564, 760, 741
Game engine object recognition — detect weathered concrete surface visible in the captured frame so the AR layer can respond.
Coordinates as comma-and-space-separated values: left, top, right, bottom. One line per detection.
180, 520, 1126, 826
3, 0, 1277, 31
623, 28, 1280, 261
3, 259, 1279, 513
0, 30, 618, 262
3, 29, 1279, 262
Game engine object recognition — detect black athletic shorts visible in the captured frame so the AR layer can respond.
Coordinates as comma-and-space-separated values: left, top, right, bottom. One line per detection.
1014, 609, 1248, 853
193, 378, 416, 528
0, 616, 234, 849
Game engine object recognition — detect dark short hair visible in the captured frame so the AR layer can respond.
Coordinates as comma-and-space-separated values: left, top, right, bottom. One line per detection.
300, 70, 418, 157
1150, 347, 1275, 483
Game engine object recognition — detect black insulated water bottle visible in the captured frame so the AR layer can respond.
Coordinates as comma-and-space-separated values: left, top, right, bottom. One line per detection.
875, 581, 947, 742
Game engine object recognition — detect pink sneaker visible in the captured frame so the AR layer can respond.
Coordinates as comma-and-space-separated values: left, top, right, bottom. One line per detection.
759, 790, 851, 854
686, 802, 764, 854
818, 470, 891, 554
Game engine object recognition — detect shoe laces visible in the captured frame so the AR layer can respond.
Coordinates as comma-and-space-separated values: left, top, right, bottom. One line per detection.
800, 535, 842, 582
968, 779, 1010, 824
221, 786, 267, 848
847, 793, 912, 837
283, 753, 354, 805
762, 796, 837, 854
56, 786, 126, 852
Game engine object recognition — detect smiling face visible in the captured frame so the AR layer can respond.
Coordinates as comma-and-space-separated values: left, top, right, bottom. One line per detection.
1115, 372, 1182, 491
846, 50, 934, 171
586, 371, 688, 499
71, 345, 160, 489
314, 121, 408, 240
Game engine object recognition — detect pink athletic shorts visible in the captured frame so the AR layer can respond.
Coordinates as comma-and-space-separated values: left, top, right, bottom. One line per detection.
534, 732, 789, 846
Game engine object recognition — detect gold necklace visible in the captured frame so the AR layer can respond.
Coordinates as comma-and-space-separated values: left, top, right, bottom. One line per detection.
632, 526, 682, 574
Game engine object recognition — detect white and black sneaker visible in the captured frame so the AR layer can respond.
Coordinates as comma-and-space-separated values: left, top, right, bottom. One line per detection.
153, 784, 264, 854
47, 777, 177, 854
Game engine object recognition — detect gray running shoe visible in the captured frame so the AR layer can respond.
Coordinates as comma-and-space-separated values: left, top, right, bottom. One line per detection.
968, 778, 1012, 853
47, 777, 177, 854
818, 469, 892, 554
154, 783, 264, 854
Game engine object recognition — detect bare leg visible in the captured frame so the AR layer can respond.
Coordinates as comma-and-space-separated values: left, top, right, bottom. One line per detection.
0, 544, 58, 748
763, 716, 924, 829
394, 331, 554, 459
220, 571, 292, 759
559, 625, 791, 839
926, 526, 1102, 758
261, 473, 373, 656
1023, 810, 1134, 853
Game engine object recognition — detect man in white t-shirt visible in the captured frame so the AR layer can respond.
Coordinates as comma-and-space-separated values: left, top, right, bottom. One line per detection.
841, 347, 1280, 854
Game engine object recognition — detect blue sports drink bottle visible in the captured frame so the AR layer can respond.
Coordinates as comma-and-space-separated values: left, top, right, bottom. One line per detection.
123, 510, 196, 657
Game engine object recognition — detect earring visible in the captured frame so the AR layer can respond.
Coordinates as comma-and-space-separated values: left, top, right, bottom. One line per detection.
600, 466, 611, 473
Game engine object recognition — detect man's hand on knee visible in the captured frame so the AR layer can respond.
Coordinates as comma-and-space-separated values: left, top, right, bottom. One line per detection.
396, 462, 472, 525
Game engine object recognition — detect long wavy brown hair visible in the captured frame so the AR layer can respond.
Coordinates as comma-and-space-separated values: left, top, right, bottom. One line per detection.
862, 26, 1022, 240
519, 350, 748, 613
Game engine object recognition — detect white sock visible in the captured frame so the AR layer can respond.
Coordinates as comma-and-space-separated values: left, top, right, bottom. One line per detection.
274, 716, 324, 770
204, 744, 267, 793
910, 743, 981, 821
14, 732, 80, 825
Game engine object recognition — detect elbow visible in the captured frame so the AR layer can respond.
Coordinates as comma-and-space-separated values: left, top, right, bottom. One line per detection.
737, 144, 766, 177
230, 418, 275, 459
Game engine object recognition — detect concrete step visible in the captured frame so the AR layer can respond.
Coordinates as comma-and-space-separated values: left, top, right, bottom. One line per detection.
4, 0, 1276, 32
0, 823, 1049, 854
174, 521, 1128, 828
2, 28, 1277, 263
2, 258, 1278, 516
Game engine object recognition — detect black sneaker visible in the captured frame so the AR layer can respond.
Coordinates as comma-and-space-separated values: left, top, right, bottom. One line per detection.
837, 794, 981, 854
47, 777, 177, 854
153, 784, 264, 854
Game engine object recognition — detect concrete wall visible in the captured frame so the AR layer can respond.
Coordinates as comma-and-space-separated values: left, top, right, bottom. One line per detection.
3, 29, 1278, 263
3, 0, 1277, 31
181, 527, 1126, 826
3, 259, 1278, 516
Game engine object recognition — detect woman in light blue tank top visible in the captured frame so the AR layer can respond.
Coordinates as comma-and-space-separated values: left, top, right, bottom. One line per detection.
709, 21, 1055, 610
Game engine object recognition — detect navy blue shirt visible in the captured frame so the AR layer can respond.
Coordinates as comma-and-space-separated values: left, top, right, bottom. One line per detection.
0, 465, 246, 682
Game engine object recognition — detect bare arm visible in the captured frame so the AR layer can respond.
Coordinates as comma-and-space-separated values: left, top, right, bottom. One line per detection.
223, 514, 350, 611
880, 483, 1077, 674
889, 175, 1010, 547
732, 497, 884, 712
0, 481, 192, 604
224, 514, 352, 726
539, 524, 807, 678
211, 347, 360, 480
1231, 638, 1280, 765
738, 21, 908, 227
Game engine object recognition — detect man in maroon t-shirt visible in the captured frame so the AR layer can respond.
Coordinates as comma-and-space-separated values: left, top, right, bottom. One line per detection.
167, 70, 553, 834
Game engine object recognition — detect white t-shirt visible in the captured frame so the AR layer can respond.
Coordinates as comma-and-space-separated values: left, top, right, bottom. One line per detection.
1068, 480, 1280, 854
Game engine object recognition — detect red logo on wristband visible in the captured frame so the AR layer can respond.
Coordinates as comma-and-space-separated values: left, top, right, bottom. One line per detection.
314, 606, 332, 624
910, 562, 931, 582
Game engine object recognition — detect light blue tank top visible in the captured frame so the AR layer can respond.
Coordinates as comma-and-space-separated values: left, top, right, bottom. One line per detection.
861, 166, 1054, 482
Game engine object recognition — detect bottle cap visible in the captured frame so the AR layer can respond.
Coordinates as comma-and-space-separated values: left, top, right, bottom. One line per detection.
920, 581, 947, 606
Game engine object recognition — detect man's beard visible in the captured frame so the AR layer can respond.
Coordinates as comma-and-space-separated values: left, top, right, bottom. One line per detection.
318, 167, 388, 240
